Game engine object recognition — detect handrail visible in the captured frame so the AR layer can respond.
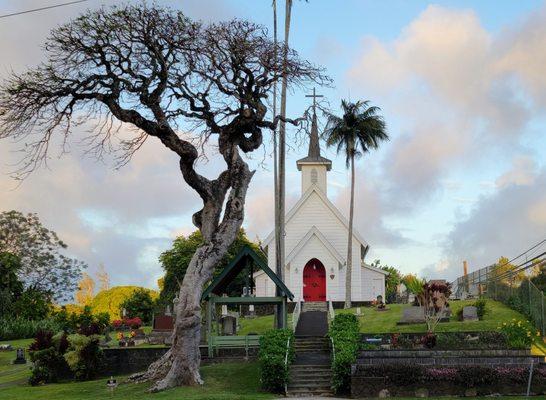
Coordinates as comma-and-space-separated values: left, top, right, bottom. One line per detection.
284, 336, 291, 395
292, 299, 301, 331
328, 298, 335, 322
329, 335, 336, 363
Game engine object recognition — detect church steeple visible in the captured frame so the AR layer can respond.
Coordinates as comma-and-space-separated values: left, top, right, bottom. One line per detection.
296, 89, 332, 194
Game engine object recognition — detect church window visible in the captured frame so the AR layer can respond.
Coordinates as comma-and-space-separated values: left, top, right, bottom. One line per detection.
311, 168, 318, 184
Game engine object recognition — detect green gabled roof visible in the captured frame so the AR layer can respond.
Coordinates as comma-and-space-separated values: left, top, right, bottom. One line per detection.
201, 245, 293, 301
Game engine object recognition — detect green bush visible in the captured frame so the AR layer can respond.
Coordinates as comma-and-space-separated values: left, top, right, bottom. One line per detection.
52, 305, 109, 335
474, 299, 488, 320
120, 288, 155, 325
258, 329, 294, 393
28, 332, 71, 385
329, 313, 360, 394
498, 319, 540, 349
0, 318, 61, 340
64, 334, 104, 380
90, 286, 157, 321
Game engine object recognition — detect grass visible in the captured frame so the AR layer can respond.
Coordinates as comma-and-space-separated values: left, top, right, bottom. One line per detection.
338, 299, 527, 333
237, 300, 531, 335
0, 346, 273, 400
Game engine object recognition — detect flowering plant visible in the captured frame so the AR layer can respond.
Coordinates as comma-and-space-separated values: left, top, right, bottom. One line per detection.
130, 330, 136, 338
122, 317, 142, 329
498, 319, 540, 349
112, 320, 123, 329
116, 332, 124, 341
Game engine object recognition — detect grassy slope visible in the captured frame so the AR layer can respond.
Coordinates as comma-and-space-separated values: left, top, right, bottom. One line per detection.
238, 300, 527, 335
339, 299, 526, 333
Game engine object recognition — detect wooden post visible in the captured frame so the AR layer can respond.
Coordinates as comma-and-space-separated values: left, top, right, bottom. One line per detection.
281, 297, 287, 329
542, 294, 545, 337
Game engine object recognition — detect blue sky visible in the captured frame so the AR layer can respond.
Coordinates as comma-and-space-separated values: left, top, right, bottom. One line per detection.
1, 0, 545, 292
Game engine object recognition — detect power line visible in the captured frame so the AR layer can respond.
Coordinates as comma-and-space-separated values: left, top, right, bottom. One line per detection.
452, 237, 546, 285
0, 0, 89, 19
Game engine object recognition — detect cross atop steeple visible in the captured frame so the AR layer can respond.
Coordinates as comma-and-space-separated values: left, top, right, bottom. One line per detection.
305, 87, 323, 115
296, 88, 332, 178
305, 88, 324, 159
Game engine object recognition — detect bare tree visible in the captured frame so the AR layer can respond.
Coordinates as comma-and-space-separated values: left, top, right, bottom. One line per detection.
0, 4, 327, 391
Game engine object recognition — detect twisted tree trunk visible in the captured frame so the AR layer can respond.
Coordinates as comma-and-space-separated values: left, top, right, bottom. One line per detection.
132, 155, 254, 391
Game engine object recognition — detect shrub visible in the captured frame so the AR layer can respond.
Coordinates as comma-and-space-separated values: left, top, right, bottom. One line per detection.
64, 334, 104, 381
51, 306, 109, 335
120, 288, 155, 325
258, 329, 294, 393
498, 319, 540, 349
420, 332, 436, 349
329, 313, 360, 394
0, 318, 61, 340
123, 317, 143, 329
474, 299, 488, 320
28, 332, 71, 385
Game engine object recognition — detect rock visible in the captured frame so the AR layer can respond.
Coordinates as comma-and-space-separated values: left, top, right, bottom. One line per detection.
415, 388, 429, 397
378, 388, 390, 398
463, 306, 478, 321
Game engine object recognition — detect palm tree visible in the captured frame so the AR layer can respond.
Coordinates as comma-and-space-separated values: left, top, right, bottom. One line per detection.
323, 100, 389, 308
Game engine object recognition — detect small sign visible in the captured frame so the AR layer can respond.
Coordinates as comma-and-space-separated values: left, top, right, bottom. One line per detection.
107, 376, 118, 389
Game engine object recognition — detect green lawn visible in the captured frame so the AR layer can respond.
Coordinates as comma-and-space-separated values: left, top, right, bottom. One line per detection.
237, 300, 530, 335
338, 299, 527, 333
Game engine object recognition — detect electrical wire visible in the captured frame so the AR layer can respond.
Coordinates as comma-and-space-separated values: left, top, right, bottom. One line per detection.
0, 0, 89, 19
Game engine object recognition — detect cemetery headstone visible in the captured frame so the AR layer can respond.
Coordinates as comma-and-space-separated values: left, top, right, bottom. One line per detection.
13, 348, 26, 364
220, 315, 237, 335
398, 306, 425, 324
0, 344, 12, 351
462, 306, 478, 321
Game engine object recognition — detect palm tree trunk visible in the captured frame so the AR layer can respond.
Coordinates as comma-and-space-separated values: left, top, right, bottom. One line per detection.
276, 0, 292, 327
345, 155, 355, 309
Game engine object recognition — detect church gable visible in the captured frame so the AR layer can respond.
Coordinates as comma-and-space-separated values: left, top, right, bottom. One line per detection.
263, 186, 368, 250
286, 226, 345, 265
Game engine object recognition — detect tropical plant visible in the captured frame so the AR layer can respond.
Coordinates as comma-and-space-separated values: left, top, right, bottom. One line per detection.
498, 319, 540, 349
403, 274, 425, 303
323, 101, 388, 308
64, 334, 104, 381
120, 288, 155, 325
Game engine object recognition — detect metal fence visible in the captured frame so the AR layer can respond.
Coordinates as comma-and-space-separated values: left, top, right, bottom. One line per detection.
451, 265, 545, 336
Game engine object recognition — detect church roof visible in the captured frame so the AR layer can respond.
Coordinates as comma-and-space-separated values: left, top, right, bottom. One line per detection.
296, 111, 332, 170
286, 226, 345, 265
202, 245, 294, 301
263, 186, 369, 249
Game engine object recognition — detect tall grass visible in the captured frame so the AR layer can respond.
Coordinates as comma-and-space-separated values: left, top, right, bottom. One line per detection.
0, 318, 62, 340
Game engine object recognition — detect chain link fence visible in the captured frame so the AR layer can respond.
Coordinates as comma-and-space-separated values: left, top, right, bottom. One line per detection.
451, 265, 545, 336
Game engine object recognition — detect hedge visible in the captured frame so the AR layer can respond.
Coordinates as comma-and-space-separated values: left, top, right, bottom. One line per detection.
258, 329, 295, 393
329, 313, 360, 394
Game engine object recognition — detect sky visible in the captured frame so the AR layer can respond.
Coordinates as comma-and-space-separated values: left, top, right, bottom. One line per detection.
1, 0, 545, 293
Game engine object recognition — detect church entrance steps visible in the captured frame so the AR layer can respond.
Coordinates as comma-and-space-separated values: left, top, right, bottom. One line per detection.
302, 301, 327, 312
287, 337, 333, 397
295, 310, 328, 336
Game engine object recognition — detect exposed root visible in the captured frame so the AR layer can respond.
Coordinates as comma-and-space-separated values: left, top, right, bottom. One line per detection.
128, 348, 173, 384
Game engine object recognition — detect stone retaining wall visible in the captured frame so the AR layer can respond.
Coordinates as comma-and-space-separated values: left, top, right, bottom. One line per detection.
355, 349, 541, 367
101, 345, 259, 375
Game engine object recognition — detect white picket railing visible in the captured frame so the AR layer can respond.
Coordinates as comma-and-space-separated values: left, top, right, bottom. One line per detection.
292, 299, 301, 331
328, 298, 335, 323
284, 336, 291, 395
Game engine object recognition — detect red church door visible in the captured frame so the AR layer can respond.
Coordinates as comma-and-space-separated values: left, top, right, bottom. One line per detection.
303, 259, 326, 302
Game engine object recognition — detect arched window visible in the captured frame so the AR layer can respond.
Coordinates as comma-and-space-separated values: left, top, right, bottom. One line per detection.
311, 168, 318, 184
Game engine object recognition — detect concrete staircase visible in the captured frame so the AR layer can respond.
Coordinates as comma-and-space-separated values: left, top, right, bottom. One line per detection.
287, 307, 333, 397
302, 301, 328, 312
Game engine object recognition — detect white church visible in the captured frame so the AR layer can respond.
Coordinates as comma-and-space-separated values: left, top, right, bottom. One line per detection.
254, 110, 387, 304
